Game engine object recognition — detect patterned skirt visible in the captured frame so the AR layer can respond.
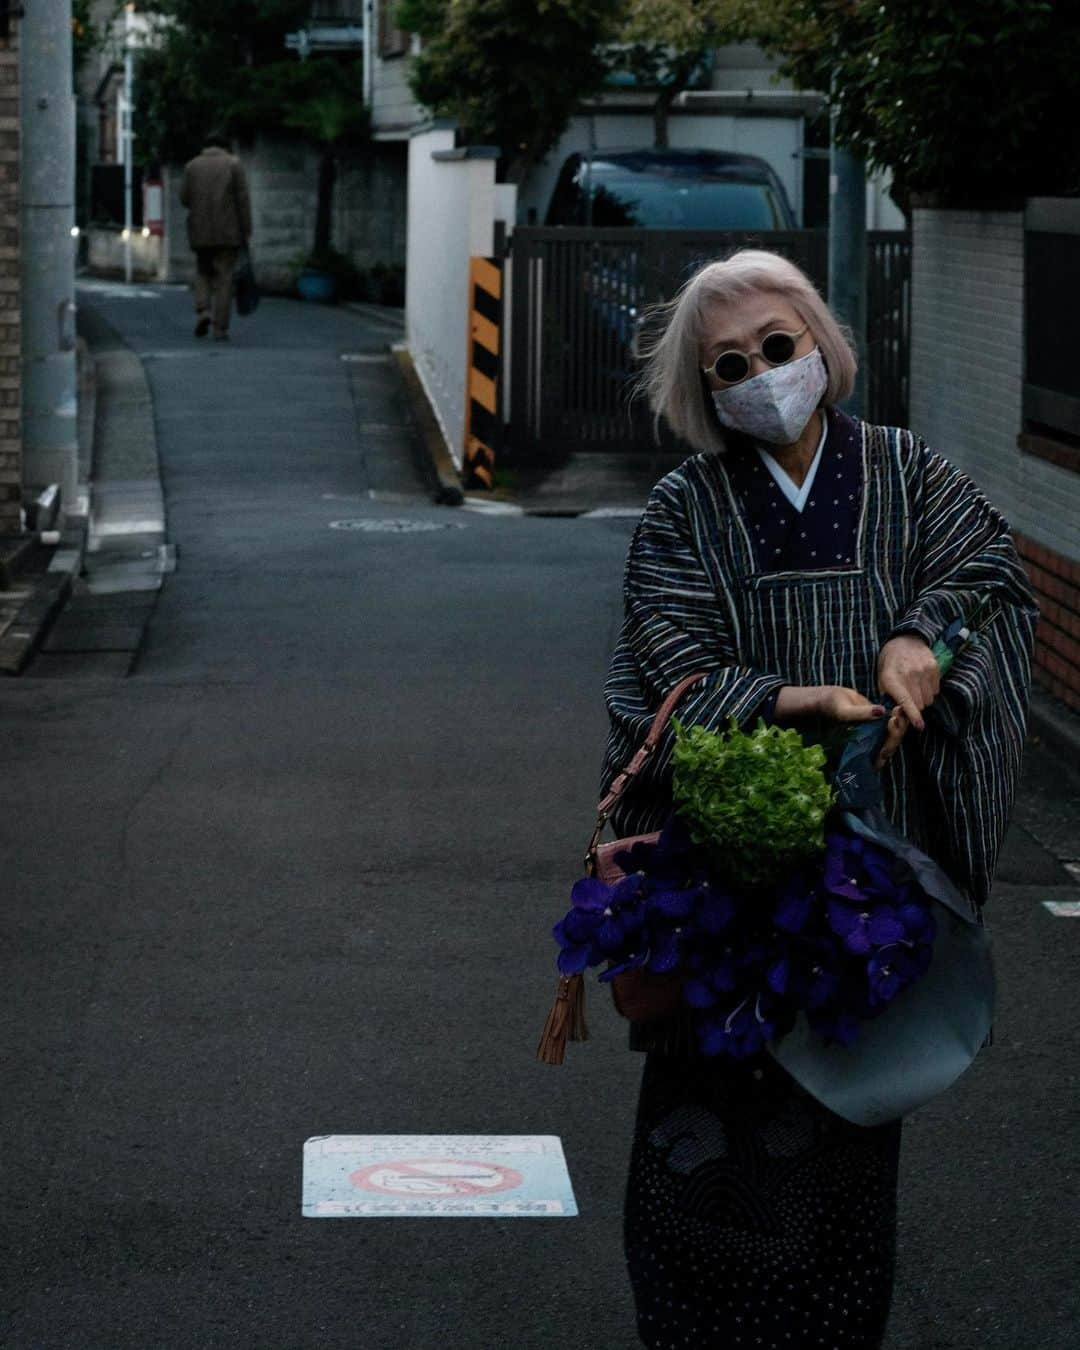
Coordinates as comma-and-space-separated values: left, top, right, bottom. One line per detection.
624, 1049, 903, 1350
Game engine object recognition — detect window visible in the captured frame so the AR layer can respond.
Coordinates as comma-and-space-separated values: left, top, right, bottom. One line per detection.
1023, 198, 1080, 473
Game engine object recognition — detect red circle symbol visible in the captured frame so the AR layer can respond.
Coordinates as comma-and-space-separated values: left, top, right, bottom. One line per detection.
349, 1158, 525, 1197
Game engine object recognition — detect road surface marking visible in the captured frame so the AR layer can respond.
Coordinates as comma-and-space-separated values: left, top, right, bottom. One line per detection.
302, 1135, 577, 1218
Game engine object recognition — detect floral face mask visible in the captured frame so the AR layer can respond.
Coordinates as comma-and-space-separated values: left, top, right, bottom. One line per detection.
711, 347, 828, 445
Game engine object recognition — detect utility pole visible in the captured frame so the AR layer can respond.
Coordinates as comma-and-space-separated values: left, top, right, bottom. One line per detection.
20, 0, 78, 521
827, 99, 867, 418
122, 4, 135, 284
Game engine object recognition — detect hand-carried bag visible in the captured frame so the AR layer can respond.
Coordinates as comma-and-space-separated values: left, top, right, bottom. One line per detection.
536, 672, 708, 1064
234, 249, 260, 316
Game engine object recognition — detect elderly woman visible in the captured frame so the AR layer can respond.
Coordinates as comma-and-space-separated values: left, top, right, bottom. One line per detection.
602, 251, 1037, 1349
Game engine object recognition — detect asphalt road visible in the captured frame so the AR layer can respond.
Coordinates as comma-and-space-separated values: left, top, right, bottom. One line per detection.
1, 285, 1077, 1350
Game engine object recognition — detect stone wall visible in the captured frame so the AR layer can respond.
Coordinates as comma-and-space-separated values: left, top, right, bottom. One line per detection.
153, 137, 406, 293
910, 207, 1080, 711
238, 134, 406, 294
0, 17, 20, 533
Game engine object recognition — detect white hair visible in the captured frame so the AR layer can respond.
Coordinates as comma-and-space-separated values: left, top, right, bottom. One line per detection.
636, 249, 859, 454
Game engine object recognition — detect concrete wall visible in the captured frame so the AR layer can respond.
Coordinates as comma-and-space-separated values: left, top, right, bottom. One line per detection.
371, 54, 420, 139
406, 128, 513, 468
86, 226, 162, 280
0, 17, 20, 532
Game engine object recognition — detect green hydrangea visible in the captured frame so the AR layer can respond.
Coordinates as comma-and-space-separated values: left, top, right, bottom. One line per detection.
671, 717, 835, 888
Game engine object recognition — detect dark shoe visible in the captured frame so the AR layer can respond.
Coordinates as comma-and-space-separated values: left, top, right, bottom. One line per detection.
195, 315, 210, 338
213, 331, 230, 342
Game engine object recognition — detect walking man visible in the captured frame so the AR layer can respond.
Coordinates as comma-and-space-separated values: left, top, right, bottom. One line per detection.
180, 132, 252, 341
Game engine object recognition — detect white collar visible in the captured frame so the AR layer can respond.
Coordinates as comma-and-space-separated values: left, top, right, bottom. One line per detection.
755, 416, 827, 514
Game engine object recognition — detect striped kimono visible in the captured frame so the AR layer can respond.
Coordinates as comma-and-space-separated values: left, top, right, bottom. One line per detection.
605, 409, 1037, 1350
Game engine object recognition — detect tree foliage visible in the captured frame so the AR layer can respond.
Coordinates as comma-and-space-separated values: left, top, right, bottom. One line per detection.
72, 0, 123, 76
753, 0, 1080, 203
133, 0, 368, 166
603, 0, 764, 147
395, 0, 624, 182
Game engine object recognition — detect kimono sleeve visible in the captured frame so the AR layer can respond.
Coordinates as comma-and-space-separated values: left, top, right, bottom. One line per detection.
891, 443, 1038, 908
601, 473, 784, 835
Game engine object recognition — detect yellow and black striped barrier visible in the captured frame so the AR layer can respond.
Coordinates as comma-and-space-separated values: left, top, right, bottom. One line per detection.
464, 256, 502, 490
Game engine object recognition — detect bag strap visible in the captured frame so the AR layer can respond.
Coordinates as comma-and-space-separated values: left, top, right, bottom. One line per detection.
585, 671, 708, 868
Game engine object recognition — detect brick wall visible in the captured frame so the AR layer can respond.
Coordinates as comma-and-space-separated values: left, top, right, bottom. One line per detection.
1016, 535, 1080, 713
0, 17, 20, 534
910, 208, 1080, 711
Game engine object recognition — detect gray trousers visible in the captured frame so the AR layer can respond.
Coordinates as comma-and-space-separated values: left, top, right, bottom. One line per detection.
193, 247, 239, 335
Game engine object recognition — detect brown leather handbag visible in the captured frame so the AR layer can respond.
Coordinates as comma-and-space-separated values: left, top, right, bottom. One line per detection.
536, 672, 707, 1065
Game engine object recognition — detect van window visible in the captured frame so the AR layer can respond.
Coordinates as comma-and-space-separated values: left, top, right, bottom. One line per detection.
546, 155, 793, 230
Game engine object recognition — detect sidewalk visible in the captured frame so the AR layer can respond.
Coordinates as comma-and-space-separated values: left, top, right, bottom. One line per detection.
15, 282, 424, 676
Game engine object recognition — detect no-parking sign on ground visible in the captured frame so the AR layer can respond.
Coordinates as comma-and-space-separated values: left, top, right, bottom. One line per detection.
302, 1135, 577, 1218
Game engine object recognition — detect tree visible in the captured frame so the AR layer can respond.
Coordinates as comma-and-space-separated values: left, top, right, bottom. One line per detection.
752, 0, 1080, 206
604, 0, 763, 149
395, 0, 624, 183
133, 0, 326, 166
236, 61, 370, 258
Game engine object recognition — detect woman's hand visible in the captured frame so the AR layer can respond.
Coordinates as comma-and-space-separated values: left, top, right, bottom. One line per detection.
875, 705, 909, 771
877, 634, 940, 731
775, 684, 886, 723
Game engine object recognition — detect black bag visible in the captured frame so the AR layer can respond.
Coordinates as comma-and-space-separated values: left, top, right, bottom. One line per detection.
234, 251, 260, 317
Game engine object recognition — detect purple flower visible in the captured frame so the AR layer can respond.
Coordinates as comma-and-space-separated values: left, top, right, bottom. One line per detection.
599, 948, 649, 980
773, 875, 818, 933
823, 832, 869, 900
766, 940, 841, 1010
613, 815, 697, 884
646, 884, 698, 920
867, 940, 933, 1006
898, 900, 937, 943
697, 993, 785, 1059
646, 926, 685, 974
554, 872, 647, 973
824, 832, 903, 904
826, 899, 906, 956
697, 881, 737, 935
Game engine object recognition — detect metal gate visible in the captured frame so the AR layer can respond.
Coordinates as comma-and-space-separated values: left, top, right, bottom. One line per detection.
506, 227, 910, 459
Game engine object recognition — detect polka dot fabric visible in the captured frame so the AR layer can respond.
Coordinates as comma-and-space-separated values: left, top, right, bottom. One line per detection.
726, 407, 863, 575
624, 1052, 901, 1349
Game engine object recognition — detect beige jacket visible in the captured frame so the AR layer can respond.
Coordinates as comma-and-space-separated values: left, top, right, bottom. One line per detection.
180, 146, 252, 250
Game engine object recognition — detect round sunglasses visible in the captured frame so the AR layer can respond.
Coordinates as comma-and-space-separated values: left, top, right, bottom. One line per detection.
701, 325, 809, 385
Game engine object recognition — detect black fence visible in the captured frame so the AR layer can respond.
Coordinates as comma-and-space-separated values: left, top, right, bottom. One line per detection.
506, 227, 910, 460
866, 231, 911, 430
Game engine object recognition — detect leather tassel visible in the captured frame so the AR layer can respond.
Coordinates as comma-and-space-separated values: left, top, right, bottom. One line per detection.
536, 973, 589, 1065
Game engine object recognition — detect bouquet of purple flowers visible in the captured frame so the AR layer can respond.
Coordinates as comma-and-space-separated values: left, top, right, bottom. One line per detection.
546, 610, 996, 1067
554, 774, 937, 1061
